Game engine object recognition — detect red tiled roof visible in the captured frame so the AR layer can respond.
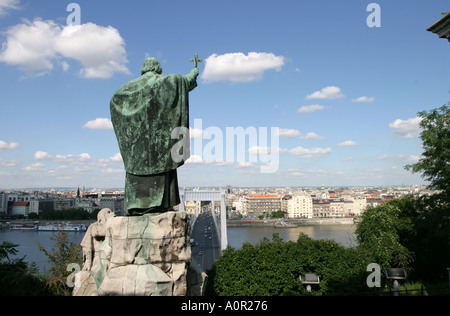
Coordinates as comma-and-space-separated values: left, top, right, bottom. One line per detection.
13, 202, 29, 206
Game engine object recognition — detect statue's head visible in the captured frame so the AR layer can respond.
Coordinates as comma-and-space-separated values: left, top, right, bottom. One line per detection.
140, 57, 162, 75
96, 208, 115, 235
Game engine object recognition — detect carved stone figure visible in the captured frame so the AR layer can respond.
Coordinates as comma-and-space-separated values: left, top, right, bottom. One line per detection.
80, 208, 115, 271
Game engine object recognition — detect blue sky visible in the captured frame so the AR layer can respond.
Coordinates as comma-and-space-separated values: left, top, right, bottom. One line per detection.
0, 0, 448, 189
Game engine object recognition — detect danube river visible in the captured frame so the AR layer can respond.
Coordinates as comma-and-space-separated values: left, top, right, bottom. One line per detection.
0, 224, 357, 273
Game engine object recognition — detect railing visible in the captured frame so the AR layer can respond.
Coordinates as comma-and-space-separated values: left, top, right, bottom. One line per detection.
329, 285, 450, 296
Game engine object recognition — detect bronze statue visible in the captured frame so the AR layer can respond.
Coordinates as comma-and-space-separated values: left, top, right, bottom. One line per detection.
110, 56, 200, 215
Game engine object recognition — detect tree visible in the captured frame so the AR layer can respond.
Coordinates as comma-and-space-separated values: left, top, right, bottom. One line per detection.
355, 197, 415, 272
0, 242, 52, 296
355, 194, 450, 282
39, 228, 82, 296
405, 105, 450, 198
205, 233, 373, 296
271, 210, 286, 218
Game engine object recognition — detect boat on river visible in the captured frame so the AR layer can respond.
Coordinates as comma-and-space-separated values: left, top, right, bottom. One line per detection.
37, 223, 87, 232
10, 223, 37, 230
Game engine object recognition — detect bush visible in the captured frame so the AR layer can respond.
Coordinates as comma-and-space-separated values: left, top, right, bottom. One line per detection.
205, 233, 374, 296
0, 242, 53, 296
39, 228, 83, 296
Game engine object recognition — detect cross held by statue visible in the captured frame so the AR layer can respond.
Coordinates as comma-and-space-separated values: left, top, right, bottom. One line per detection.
190, 53, 202, 68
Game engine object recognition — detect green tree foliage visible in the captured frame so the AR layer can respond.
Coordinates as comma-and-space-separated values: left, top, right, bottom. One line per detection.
356, 195, 450, 282
205, 233, 373, 296
271, 210, 286, 218
405, 105, 450, 198
39, 228, 82, 296
0, 242, 53, 296
402, 104, 450, 280
355, 197, 415, 272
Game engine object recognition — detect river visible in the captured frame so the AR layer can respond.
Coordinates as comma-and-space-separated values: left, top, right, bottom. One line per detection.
0, 224, 357, 273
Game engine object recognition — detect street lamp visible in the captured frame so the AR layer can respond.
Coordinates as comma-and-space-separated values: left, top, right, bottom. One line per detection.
300, 273, 320, 293
385, 268, 407, 296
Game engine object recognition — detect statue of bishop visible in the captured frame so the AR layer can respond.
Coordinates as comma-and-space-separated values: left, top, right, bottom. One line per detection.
110, 57, 199, 215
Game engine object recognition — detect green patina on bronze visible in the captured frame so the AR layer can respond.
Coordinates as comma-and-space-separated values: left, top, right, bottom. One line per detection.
110, 57, 199, 215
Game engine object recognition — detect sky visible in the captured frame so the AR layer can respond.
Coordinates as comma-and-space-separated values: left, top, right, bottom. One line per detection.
0, 0, 449, 189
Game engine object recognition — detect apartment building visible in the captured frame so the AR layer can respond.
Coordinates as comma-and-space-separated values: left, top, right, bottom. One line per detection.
313, 199, 330, 217
244, 194, 282, 218
285, 195, 313, 218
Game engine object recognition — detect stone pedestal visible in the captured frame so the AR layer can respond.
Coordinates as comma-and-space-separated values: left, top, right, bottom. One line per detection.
73, 211, 207, 296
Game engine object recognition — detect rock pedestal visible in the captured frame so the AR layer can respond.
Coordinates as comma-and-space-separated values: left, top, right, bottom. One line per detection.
73, 211, 207, 296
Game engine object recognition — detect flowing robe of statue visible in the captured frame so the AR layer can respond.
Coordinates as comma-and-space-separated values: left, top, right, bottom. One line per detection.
110, 58, 199, 215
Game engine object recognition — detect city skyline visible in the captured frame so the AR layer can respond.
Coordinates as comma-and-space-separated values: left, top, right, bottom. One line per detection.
0, 1, 449, 189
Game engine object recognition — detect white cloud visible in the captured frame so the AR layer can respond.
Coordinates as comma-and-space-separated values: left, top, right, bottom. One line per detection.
82, 118, 113, 130
377, 154, 420, 163
297, 104, 326, 113
185, 155, 203, 164
301, 132, 326, 140
248, 146, 287, 155
288, 146, 332, 157
277, 129, 325, 140
201, 52, 285, 83
56, 23, 129, 78
0, 140, 19, 152
337, 140, 358, 147
236, 161, 253, 168
277, 128, 301, 138
98, 153, 122, 165
22, 162, 46, 171
389, 117, 422, 138
0, 0, 20, 17
189, 127, 209, 139
352, 96, 374, 103
106, 153, 122, 162
54, 153, 91, 164
0, 158, 17, 167
34, 151, 92, 165
101, 168, 124, 174
34, 151, 51, 160
306, 86, 345, 100
0, 19, 129, 78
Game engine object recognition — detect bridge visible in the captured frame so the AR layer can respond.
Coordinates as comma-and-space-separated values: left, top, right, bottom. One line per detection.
179, 190, 227, 271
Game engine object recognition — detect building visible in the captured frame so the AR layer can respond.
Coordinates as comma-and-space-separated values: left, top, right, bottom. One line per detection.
329, 199, 345, 217
11, 202, 29, 216
351, 198, 367, 216
99, 197, 124, 215
0, 192, 7, 214
285, 195, 313, 218
366, 198, 383, 208
54, 198, 76, 210
184, 200, 200, 215
244, 194, 282, 218
29, 200, 39, 215
313, 199, 330, 218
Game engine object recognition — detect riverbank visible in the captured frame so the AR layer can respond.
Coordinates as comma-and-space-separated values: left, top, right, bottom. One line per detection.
0, 219, 96, 231
227, 217, 355, 227
1, 217, 355, 231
